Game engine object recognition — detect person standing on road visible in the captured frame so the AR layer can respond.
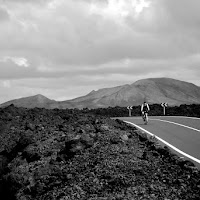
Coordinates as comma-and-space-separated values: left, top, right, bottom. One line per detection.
141, 101, 150, 124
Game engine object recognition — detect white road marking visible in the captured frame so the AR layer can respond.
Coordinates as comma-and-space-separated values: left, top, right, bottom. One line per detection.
150, 119, 200, 133
124, 120, 200, 164
152, 116, 200, 120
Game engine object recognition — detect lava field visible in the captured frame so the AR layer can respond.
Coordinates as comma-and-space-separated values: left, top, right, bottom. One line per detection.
0, 105, 200, 200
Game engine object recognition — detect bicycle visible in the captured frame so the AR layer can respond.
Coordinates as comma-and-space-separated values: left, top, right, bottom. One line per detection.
142, 111, 148, 125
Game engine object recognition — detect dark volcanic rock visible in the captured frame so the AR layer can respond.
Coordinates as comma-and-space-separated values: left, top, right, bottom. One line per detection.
58, 131, 95, 161
22, 145, 41, 163
0, 106, 199, 200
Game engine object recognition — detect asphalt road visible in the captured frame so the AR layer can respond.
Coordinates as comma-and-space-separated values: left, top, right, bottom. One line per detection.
116, 116, 200, 166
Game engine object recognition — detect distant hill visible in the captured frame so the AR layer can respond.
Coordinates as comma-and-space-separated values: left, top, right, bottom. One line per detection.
1, 78, 200, 109
60, 77, 200, 108
0, 94, 57, 109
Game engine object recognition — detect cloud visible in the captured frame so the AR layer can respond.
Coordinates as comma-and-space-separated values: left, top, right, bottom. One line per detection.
2, 0, 51, 5
0, 56, 30, 67
164, 0, 200, 29
0, 6, 10, 21
2, 80, 11, 88
90, 0, 151, 20
0, 0, 171, 67
0, 0, 200, 103
1, 0, 197, 68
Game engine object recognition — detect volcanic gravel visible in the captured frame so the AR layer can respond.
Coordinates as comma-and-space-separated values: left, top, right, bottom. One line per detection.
0, 105, 200, 200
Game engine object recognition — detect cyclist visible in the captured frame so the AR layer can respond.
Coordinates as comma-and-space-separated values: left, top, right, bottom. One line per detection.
141, 101, 150, 124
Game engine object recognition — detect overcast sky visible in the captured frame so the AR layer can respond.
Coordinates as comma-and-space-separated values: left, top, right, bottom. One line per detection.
0, 0, 200, 103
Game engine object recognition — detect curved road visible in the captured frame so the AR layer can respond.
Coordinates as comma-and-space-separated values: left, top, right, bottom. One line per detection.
117, 116, 200, 167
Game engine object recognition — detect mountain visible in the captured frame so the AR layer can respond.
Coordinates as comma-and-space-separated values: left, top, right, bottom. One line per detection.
0, 94, 57, 109
1, 78, 200, 109
60, 77, 200, 108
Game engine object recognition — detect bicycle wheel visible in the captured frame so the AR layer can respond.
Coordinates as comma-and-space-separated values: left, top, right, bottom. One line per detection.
144, 113, 148, 125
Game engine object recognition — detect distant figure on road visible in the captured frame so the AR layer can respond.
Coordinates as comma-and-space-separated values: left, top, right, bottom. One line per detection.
141, 101, 150, 124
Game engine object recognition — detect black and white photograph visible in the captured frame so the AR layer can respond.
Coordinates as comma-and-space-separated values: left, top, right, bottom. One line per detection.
0, 0, 200, 199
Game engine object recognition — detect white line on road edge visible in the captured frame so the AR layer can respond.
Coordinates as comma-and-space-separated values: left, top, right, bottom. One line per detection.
124, 120, 200, 164
154, 116, 200, 120
150, 119, 200, 133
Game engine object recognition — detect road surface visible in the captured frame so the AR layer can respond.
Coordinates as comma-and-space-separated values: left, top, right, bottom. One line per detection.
116, 116, 200, 166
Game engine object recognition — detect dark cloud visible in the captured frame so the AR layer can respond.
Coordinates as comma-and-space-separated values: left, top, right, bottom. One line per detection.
0, 6, 10, 21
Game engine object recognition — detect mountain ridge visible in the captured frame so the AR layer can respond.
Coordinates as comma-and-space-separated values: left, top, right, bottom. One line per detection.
0, 94, 56, 109
1, 77, 200, 109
